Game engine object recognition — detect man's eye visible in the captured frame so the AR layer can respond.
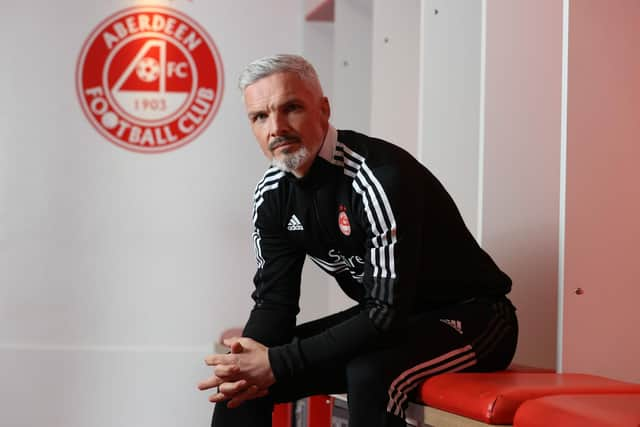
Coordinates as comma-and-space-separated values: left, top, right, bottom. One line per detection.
284, 104, 302, 113
252, 113, 267, 122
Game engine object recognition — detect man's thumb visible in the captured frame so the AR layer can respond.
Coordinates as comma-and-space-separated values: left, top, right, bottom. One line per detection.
230, 341, 244, 353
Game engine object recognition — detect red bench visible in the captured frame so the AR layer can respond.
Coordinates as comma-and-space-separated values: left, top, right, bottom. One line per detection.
513, 394, 640, 427
416, 372, 640, 426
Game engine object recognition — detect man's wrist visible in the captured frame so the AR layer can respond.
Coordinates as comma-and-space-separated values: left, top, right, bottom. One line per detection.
267, 346, 285, 383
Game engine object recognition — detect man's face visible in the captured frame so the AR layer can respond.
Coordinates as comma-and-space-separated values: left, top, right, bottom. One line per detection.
243, 72, 330, 177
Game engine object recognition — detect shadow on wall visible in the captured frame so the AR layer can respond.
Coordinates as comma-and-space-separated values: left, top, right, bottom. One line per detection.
489, 224, 558, 370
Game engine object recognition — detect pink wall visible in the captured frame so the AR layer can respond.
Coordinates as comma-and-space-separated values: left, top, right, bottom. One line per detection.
483, 0, 563, 369
563, 0, 640, 382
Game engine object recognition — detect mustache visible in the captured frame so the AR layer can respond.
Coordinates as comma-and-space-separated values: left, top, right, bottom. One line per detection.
269, 135, 301, 151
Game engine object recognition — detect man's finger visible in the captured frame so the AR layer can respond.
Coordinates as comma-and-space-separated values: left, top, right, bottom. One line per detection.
222, 337, 243, 349
197, 375, 224, 391
204, 353, 234, 366
207, 380, 250, 403
208, 391, 228, 403
229, 341, 244, 353
218, 379, 248, 395
214, 364, 240, 379
226, 386, 257, 408
227, 385, 269, 408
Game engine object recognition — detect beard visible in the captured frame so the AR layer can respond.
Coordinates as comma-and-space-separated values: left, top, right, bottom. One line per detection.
271, 145, 310, 173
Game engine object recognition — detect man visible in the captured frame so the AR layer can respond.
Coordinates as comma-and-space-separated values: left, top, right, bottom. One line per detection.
198, 54, 518, 427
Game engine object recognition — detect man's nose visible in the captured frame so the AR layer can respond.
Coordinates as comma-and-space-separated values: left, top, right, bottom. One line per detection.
269, 112, 290, 137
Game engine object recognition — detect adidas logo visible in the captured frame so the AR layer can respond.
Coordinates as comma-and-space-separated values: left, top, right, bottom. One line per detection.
440, 319, 463, 335
287, 214, 304, 231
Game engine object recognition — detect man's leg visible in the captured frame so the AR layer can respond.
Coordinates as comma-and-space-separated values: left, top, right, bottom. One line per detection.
212, 298, 517, 426
211, 396, 273, 427
345, 296, 518, 427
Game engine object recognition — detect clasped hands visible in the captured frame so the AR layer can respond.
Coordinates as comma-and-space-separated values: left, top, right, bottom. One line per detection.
198, 336, 275, 408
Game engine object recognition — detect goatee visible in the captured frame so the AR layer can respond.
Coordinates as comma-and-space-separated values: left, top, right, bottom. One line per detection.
272, 146, 309, 173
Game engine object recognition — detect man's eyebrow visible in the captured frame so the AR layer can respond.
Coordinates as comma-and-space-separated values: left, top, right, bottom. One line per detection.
247, 98, 305, 117
283, 97, 305, 105
247, 109, 265, 119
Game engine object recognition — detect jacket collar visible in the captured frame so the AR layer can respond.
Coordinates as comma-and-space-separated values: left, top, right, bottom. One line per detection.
317, 124, 338, 164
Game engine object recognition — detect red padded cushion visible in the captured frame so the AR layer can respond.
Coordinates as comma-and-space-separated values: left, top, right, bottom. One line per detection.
506, 364, 554, 373
419, 373, 640, 424
514, 394, 640, 427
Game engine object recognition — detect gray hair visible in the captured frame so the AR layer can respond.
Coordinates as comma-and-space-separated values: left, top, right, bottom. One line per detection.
238, 54, 323, 94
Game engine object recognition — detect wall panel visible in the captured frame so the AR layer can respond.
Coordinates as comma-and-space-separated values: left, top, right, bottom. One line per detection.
563, 0, 640, 382
370, 0, 421, 156
420, 0, 482, 237
482, 0, 563, 369
0, 1, 306, 425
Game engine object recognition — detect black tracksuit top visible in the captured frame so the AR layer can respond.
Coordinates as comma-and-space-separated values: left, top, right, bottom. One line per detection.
243, 127, 512, 383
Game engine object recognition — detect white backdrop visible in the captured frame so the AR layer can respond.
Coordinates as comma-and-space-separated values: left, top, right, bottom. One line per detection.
0, 1, 323, 425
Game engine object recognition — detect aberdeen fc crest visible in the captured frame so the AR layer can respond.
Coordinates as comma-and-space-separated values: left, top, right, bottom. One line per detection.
76, 7, 224, 153
338, 205, 351, 236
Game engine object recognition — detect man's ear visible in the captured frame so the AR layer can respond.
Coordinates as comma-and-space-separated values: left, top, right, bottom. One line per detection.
321, 96, 331, 119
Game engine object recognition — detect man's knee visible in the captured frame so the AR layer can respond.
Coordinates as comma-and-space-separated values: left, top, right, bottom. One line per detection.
346, 353, 390, 393
346, 354, 409, 427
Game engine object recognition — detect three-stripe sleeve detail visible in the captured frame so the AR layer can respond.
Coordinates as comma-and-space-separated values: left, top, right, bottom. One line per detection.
335, 142, 398, 329
252, 168, 285, 269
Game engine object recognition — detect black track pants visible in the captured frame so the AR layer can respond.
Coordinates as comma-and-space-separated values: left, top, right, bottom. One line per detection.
211, 296, 518, 427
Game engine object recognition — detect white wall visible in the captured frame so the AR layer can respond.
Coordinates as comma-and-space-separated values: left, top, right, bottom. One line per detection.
332, 0, 373, 134
0, 1, 310, 426
419, 0, 483, 238
370, 0, 421, 157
